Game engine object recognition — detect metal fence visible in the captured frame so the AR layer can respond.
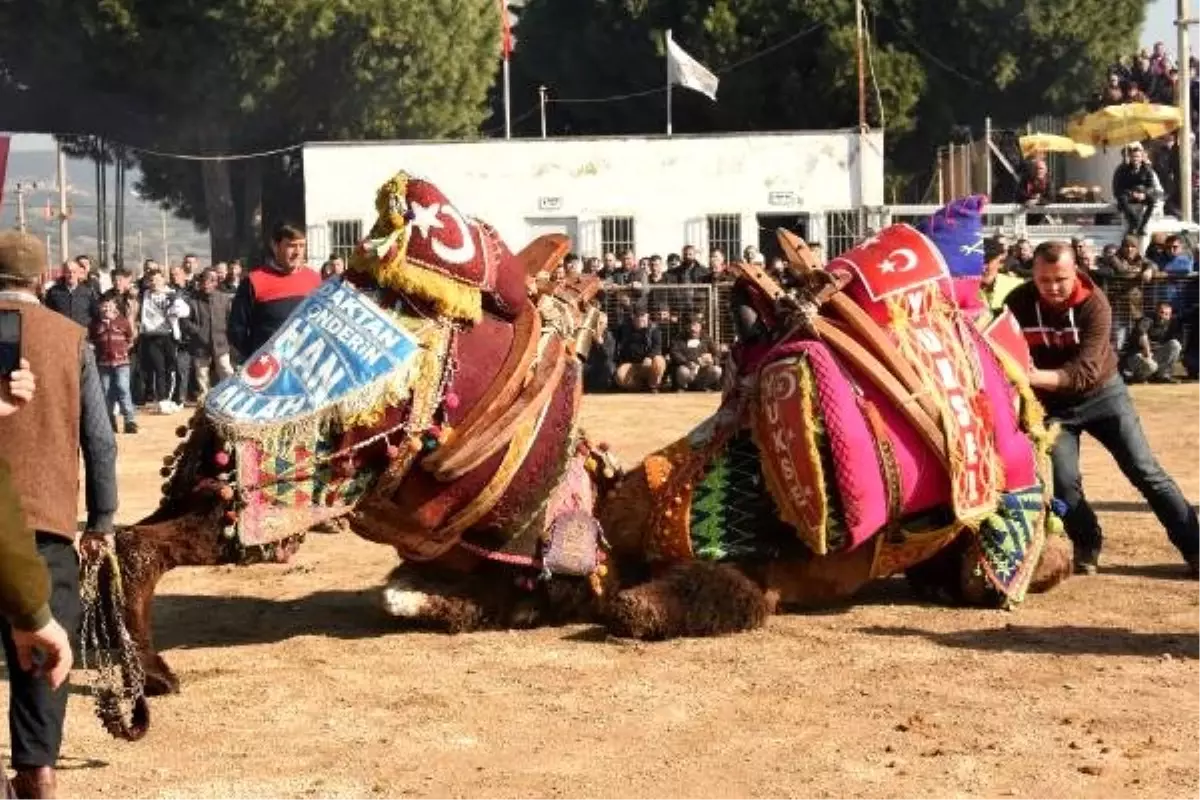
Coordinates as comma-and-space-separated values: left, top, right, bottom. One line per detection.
594, 275, 1198, 353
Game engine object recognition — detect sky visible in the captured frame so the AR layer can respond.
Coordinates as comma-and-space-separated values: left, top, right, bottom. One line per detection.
2, 0, 1194, 154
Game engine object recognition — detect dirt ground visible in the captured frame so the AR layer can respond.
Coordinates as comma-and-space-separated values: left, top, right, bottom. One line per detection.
14, 386, 1200, 798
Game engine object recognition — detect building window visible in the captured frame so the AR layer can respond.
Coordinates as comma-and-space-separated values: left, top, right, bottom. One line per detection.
600, 216, 636, 258
706, 214, 741, 261
326, 220, 363, 261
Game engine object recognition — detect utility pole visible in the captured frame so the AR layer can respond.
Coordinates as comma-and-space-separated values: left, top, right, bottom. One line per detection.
161, 209, 169, 267
539, 86, 548, 139
1178, 0, 1195, 223
15, 183, 26, 233
855, 0, 870, 210
56, 142, 69, 266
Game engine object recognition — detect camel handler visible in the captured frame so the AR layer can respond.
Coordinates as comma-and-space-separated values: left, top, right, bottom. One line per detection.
0, 231, 118, 799
1004, 241, 1199, 577
0, 361, 74, 799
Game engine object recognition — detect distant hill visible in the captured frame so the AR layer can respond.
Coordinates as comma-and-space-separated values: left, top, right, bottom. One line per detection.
1, 149, 213, 267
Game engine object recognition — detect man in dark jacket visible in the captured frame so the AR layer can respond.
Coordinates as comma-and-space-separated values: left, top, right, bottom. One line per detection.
1111, 143, 1161, 236
614, 305, 666, 392
1004, 240, 1197, 577
42, 260, 98, 329
229, 224, 320, 360
0, 231, 118, 797
180, 268, 234, 398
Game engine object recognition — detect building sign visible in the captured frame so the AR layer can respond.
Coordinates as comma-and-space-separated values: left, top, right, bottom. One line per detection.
538, 196, 564, 212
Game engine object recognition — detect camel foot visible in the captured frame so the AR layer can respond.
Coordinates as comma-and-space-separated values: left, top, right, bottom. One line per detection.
1028, 534, 1073, 593
380, 566, 488, 633
142, 655, 181, 696
605, 562, 771, 640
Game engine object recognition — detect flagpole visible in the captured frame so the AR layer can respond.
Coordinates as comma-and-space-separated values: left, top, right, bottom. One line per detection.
666, 28, 673, 137
503, 55, 512, 139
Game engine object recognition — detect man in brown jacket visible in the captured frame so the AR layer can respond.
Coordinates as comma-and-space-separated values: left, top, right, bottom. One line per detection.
0, 231, 118, 798
1004, 241, 1198, 577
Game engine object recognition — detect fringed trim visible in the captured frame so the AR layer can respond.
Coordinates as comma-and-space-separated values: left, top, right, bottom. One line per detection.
210, 323, 452, 451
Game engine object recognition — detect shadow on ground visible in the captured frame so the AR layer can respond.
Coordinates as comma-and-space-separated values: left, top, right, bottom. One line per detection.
858, 623, 1199, 659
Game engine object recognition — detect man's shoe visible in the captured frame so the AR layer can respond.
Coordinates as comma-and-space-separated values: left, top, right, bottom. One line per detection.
1186, 555, 1199, 580
1073, 547, 1099, 576
1149, 375, 1179, 384
11, 766, 56, 799
125, 421, 139, 434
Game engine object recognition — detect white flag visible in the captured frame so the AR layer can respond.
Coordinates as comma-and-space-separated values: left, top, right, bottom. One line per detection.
667, 37, 719, 101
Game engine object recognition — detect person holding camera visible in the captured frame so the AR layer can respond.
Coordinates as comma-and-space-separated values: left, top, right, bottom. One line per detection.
0, 231, 118, 798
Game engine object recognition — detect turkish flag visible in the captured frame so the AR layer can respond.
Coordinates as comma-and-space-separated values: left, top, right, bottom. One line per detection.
982, 307, 1033, 377
0, 136, 9, 212
828, 224, 950, 303
499, 0, 513, 58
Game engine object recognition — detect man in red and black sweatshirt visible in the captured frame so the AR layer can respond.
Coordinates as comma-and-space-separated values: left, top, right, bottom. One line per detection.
228, 224, 320, 362
1005, 241, 1198, 577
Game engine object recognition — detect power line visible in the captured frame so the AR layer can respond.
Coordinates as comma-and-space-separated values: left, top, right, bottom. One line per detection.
547, 22, 827, 105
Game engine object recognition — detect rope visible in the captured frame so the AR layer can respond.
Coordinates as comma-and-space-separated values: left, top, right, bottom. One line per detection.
78, 538, 150, 742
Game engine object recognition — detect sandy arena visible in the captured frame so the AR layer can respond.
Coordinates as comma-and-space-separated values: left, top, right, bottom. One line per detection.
13, 387, 1200, 798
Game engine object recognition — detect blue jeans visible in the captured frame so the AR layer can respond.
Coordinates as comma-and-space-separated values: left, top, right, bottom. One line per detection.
1048, 376, 1198, 562
99, 364, 135, 425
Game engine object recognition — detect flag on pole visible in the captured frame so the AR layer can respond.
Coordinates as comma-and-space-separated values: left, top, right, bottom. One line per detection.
667, 36, 719, 101
499, 0, 514, 59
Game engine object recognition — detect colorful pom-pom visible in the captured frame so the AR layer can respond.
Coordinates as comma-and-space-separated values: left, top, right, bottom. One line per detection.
386, 444, 401, 460
159, 466, 172, 478
217, 484, 235, 503
214, 451, 231, 468
223, 510, 238, 524
175, 425, 189, 438
442, 392, 460, 410
407, 437, 424, 454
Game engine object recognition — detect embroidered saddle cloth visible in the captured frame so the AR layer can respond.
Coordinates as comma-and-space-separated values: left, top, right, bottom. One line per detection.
202, 279, 443, 547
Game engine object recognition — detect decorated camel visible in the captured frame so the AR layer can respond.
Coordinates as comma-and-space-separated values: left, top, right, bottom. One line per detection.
79, 176, 1072, 741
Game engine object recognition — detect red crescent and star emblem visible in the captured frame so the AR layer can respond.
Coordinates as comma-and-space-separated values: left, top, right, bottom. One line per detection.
243, 353, 282, 391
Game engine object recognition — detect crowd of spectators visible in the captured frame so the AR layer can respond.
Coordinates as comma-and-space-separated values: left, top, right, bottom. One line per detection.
985, 231, 1197, 383
570, 244, 812, 393
1089, 45, 1197, 112
37, 255, 244, 431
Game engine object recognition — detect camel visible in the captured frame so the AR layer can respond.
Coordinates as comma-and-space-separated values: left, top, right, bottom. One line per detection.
79, 174, 1071, 742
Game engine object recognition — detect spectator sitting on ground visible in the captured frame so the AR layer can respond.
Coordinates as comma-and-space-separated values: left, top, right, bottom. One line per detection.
614, 305, 666, 392
43, 259, 98, 328
669, 315, 721, 391
1112, 143, 1162, 237
1122, 301, 1184, 384
583, 312, 617, 393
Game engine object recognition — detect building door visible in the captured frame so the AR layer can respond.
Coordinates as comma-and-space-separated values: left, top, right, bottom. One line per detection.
525, 217, 580, 249
756, 213, 810, 263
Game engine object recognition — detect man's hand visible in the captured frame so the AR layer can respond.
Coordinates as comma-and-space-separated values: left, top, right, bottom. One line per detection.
699, 353, 714, 367
641, 358, 652, 368
11, 618, 73, 690
1029, 367, 1064, 391
0, 358, 36, 417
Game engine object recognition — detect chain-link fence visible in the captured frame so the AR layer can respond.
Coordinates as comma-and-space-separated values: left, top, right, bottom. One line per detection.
591, 274, 1198, 353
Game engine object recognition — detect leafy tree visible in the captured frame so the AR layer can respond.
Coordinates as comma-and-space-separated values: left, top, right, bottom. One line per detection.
501, 0, 1146, 182
1, 0, 504, 260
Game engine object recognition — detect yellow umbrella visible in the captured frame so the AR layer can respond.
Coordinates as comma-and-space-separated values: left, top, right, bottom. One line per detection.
1066, 103, 1183, 147
1019, 133, 1096, 158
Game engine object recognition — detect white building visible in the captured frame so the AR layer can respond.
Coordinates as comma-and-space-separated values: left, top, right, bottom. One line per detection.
301, 130, 885, 266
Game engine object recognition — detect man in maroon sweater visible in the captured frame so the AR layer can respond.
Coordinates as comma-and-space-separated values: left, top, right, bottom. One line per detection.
1004, 241, 1198, 576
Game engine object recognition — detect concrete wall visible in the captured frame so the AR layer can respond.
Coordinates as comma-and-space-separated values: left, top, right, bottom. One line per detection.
302, 131, 884, 262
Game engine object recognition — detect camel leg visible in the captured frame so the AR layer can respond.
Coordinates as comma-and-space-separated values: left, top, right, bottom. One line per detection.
380, 550, 609, 633
604, 561, 774, 640
110, 510, 229, 696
